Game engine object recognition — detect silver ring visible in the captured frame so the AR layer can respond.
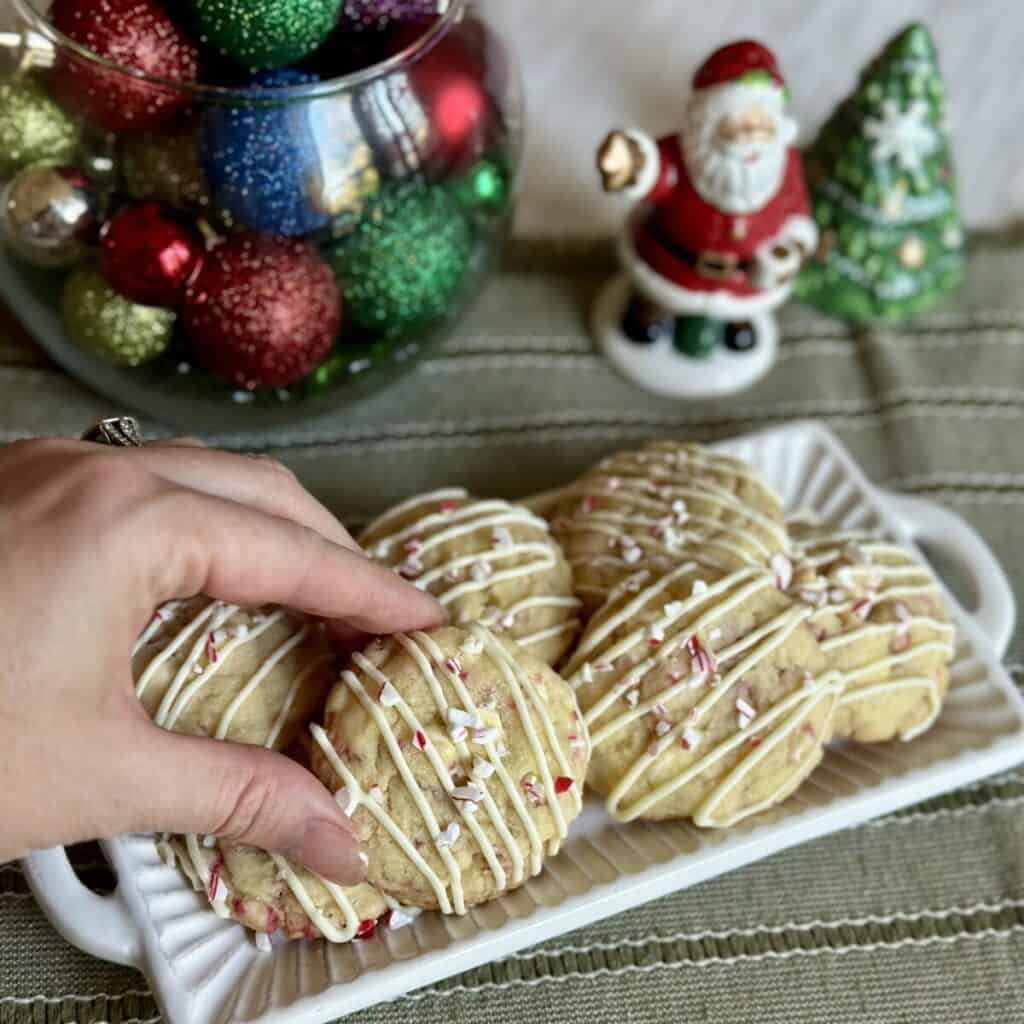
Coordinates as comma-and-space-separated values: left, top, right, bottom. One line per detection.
80, 417, 144, 448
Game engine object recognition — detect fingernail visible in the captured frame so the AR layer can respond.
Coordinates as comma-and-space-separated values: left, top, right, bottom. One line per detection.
297, 818, 367, 886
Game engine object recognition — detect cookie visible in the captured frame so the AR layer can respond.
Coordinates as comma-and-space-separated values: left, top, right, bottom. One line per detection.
564, 561, 841, 827
359, 489, 582, 666
790, 520, 956, 743
549, 441, 790, 616
165, 835, 405, 944
132, 596, 336, 750
311, 625, 590, 913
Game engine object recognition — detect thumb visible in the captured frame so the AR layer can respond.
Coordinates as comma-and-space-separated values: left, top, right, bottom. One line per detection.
119, 722, 366, 886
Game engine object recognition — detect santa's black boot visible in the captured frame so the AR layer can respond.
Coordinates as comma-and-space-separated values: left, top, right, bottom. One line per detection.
621, 295, 673, 345
724, 321, 758, 352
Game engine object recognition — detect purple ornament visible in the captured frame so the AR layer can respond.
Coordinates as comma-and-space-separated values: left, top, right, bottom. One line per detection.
340, 0, 440, 31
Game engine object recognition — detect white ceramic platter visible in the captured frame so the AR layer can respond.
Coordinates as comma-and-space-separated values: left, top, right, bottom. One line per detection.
22, 421, 1024, 1024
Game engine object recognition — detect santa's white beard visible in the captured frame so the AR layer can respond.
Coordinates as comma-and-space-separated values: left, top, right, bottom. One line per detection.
681, 85, 794, 214
685, 141, 787, 214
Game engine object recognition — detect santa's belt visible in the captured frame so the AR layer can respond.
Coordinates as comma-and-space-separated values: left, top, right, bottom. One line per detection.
645, 223, 752, 280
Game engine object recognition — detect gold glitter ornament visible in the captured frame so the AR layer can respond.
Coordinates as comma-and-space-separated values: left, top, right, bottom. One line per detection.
0, 72, 81, 180
62, 264, 176, 367
120, 125, 215, 215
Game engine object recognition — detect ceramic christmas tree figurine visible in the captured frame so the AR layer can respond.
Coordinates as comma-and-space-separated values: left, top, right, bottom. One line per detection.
797, 23, 962, 321
594, 40, 817, 398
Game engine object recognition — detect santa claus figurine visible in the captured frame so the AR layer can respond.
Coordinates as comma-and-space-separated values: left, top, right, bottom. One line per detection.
593, 39, 817, 398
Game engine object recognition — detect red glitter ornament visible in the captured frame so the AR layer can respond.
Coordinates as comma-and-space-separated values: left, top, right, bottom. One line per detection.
99, 203, 204, 308
49, 0, 199, 134
182, 233, 340, 391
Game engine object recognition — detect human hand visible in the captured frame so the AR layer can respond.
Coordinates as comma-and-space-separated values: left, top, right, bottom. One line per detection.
0, 438, 444, 883
597, 130, 644, 192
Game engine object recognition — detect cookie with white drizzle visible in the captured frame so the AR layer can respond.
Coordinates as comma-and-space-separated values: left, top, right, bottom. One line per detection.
311, 625, 590, 913
136, 596, 393, 944
548, 441, 791, 617
166, 835, 393, 944
564, 561, 842, 827
358, 489, 581, 667
133, 596, 337, 747
789, 518, 956, 743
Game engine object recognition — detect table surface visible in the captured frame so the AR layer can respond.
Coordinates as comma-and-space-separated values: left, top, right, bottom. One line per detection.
2, 241, 1024, 1024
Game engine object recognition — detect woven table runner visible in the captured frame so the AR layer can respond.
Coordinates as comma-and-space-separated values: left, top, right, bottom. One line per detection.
2, 240, 1024, 1024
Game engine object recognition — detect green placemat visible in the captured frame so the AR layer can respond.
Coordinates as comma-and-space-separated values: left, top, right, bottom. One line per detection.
2, 239, 1024, 1023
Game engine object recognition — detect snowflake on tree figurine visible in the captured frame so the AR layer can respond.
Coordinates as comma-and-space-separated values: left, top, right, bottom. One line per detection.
593, 40, 817, 399
796, 23, 962, 321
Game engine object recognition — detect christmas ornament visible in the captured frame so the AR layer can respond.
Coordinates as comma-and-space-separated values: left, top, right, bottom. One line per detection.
327, 181, 472, 336
99, 202, 205, 307
355, 20, 492, 178
182, 233, 340, 389
189, 0, 342, 71
592, 39, 815, 398
120, 125, 215, 215
340, 0, 439, 31
202, 69, 336, 236
62, 263, 176, 366
452, 155, 512, 217
797, 24, 962, 321
0, 72, 80, 180
49, 0, 200, 134
0, 165, 100, 269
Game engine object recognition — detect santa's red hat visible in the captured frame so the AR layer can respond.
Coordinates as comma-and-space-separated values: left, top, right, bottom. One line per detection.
692, 40, 787, 94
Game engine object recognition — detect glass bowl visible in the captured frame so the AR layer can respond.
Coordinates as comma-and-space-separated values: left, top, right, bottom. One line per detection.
0, 0, 521, 430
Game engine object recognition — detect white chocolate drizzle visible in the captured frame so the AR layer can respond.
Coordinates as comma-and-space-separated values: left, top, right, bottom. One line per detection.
310, 625, 585, 916
566, 562, 842, 826
794, 529, 956, 741
360, 490, 581, 658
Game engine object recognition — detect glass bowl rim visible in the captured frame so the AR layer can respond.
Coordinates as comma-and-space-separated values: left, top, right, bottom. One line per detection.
12, 0, 469, 101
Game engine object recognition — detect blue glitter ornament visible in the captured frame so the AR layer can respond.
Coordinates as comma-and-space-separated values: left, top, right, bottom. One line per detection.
201, 69, 332, 237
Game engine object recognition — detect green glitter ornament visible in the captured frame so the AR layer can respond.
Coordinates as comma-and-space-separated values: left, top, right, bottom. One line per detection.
62, 264, 176, 367
453, 156, 512, 218
0, 72, 80, 180
190, 0, 342, 70
328, 181, 472, 336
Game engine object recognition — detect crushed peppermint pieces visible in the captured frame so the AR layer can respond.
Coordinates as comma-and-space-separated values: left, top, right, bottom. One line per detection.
202, 834, 216, 849
736, 696, 757, 730
444, 657, 469, 681
384, 905, 420, 930
472, 725, 499, 745
470, 560, 493, 582
581, 662, 595, 684
404, 538, 423, 555
354, 918, 377, 940
578, 495, 596, 515
569, 733, 586, 752
461, 635, 484, 656
671, 499, 688, 523
851, 598, 873, 621
450, 783, 484, 805
624, 688, 640, 708
771, 553, 793, 591
205, 631, 220, 663
653, 719, 672, 737
522, 774, 545, 804
399, 557, 424, 579
829, 588, 848, 604
439, 500, 459, 514
491, 526, 514, 549
206, 861, 223, 903
368, 785, 385, 806
335, 786, 358, 816
680, 727, 701, 751
648, 622, 665, 646
749, 736, 764, 749
554, 776, 574, 794
621, 540, 643, 564
372, 541, 391, 559
686, 634, 716, 675
378, 682, 401, 707
435, 822, 461, 849
254, 931, 273, 953
691, 579, 709, 597
664, 601, 685, 618
471, 755, 495, 780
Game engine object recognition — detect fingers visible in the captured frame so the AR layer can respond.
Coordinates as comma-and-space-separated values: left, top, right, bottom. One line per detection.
124, 445, 360, 553
123, 724, 366, 885
140, 487, 445, 634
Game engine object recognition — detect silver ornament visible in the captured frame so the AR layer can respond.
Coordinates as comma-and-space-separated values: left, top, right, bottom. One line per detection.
1, 164, 100, 268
